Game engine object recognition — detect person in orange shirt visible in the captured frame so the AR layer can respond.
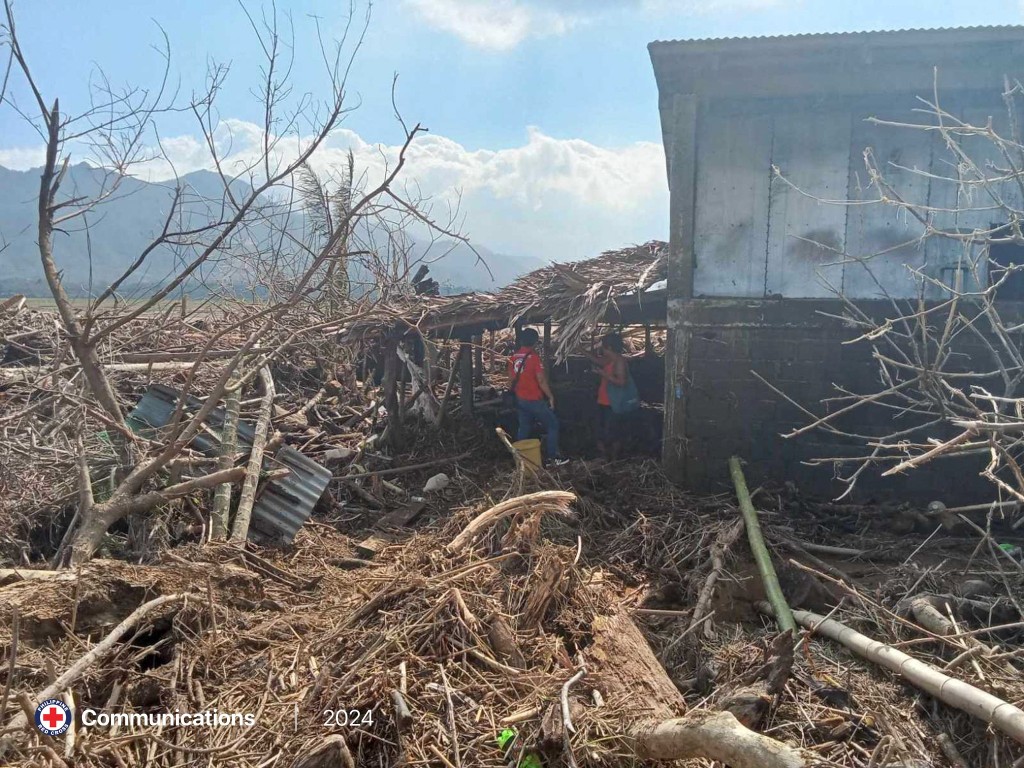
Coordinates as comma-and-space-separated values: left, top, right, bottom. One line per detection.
507, 328, 562, 463
588, 332, 630, 460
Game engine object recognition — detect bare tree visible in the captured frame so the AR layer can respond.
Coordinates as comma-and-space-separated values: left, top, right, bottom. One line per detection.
776, 74, 1024, 507
0, 0, 469, 563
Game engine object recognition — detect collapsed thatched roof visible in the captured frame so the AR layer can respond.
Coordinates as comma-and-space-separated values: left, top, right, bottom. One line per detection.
344, 240, 668, 361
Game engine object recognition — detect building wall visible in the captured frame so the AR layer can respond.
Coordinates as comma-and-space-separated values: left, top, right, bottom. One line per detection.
693, 93, 1018, 300
670, 298, 1004, 499
653, 32, 1024, 498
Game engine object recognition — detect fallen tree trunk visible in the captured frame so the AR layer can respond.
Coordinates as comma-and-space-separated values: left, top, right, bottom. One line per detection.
585, 610, 805, 767
0, 361, 197, 383
69, 467, 247, 564
767, 604, 1024, 745
230, 366, 274, 542
0, 568, 75, 583
586, 610, 688, 719
211, 381, 241, 540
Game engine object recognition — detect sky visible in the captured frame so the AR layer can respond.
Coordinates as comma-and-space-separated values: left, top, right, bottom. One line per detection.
3, 0, 1024, 263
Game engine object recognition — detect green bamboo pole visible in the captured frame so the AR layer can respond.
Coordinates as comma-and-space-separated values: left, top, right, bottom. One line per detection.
728, 457, 796, 633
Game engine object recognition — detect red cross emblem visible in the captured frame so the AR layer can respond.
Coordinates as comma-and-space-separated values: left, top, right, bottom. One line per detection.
34, 698, 72, 736
42, 706, 65, 729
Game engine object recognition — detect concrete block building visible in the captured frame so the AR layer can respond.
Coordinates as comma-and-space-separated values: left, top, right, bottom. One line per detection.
648, 27, 1024, 497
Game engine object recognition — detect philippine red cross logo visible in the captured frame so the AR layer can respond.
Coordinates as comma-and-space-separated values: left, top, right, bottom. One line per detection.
34, 698, 72, 736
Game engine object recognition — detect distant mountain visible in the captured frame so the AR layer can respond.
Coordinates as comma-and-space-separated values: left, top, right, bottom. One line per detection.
0, 164, 543, 297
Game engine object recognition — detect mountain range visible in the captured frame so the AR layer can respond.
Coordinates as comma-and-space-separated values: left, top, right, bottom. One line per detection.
0, 163, 543, 297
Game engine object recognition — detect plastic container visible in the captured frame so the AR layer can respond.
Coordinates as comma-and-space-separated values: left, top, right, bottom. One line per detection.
512, 438, 542, 469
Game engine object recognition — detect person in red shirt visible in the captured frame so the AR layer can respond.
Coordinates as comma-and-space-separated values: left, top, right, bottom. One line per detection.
507, 327, 561, 462
588, 332, 629, 460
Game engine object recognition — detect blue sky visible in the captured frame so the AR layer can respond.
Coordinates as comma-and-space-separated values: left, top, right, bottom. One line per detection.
3, 0, 1024, 262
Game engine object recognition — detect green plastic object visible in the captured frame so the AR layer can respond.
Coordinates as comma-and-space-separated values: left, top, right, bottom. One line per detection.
497, 728, 517, 750
495, 728, 543, 768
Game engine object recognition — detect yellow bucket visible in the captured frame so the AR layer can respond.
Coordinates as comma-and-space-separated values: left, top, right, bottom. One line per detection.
512, 438, 542, 470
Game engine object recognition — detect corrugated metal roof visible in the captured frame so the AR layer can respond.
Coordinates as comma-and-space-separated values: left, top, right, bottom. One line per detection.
128, 384, 331, 545
128, 383, 256, 454
649, 25, 1024, 47
250, 446, 332, 545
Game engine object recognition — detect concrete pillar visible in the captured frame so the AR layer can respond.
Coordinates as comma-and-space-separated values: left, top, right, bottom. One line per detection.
662, 92, 699, 480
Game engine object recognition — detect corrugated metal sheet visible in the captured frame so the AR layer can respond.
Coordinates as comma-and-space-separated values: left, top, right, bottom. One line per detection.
128, 385, 330, 545
127, 383, 256, 454
250, 446, 332, 545
649, 26, 1024, 48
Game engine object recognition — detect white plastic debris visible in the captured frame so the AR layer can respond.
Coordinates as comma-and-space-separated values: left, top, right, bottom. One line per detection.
423, 473, 450, 493
323, 447, 355, 462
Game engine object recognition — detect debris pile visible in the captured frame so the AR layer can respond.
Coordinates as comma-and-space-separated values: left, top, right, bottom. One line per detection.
2, 303, 1024, 768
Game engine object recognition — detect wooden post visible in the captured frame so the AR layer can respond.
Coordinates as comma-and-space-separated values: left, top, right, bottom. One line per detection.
644, 324, 652, 355
543, 319, 552, 374
383, 340, 400, 426
436, 346, 461, 427
459, 340, 474, 416
473, 335, 483, 386
489, 329, 497, 372
662, 91, 699, 482
424, 336, 437, 391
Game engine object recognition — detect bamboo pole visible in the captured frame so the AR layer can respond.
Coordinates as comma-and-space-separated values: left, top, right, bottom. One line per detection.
230, 367, 275, 542
211, 381, 240, 540
765, 605, 1024, 745
435, 346, 461, 427
729, 457, 795, 633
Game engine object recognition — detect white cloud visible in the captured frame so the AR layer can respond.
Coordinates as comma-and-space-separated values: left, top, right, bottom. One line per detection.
0, 122, 668, 262
403, 0, 580, 50
0, 146, 46, 170
641, 0, 789, 11
404, 0, 793, 49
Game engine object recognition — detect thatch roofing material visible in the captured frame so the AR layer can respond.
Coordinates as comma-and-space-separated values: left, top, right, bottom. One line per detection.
345, 240, 667, 361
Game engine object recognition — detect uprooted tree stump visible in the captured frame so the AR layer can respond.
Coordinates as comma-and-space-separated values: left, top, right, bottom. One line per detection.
585, 610, 807, 767
447, 491, 576, 554
633, 710, 806, 767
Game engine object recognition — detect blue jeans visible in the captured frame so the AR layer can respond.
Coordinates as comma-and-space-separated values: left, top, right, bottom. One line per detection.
516, 398, 560, 458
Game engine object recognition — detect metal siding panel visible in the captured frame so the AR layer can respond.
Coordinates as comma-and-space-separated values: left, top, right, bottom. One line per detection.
694, 111, 771, 297
922, 99, 968, 292
941, 103, 1020, 294
766, 109, 851, 297
843, 109, 930, 298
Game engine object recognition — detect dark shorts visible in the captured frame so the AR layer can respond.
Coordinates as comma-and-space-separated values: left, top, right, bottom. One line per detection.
598, 405, 628, 444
